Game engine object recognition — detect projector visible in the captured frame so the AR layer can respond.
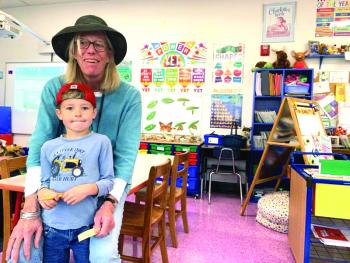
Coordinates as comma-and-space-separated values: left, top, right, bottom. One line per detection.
0, 14, 21, 39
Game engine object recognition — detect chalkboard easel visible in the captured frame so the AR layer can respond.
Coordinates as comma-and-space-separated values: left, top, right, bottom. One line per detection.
240, 97, 327, 216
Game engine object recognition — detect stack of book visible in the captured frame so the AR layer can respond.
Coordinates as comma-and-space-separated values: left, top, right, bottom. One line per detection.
255, 72, 282, 96
311, 224, 350, 247
254, 110, 276, 123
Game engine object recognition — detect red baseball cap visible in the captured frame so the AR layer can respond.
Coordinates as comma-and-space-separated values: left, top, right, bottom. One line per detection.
56, 82, 96, 107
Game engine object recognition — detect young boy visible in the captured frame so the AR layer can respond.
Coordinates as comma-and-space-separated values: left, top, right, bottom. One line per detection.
37, 82, 114, 263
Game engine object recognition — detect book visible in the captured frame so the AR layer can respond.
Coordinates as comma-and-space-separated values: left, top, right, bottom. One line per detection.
311, 224, 350, 247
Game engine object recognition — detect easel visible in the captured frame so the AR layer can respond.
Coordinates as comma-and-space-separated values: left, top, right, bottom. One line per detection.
240, 97, 327, 216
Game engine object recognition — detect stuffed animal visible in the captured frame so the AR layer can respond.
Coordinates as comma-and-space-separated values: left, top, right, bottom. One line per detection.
251, 61, 273, 72
272, 49, 290, 69
291, 50, 310, 69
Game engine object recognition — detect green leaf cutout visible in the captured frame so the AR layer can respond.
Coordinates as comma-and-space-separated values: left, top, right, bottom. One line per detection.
161, 98, 174, 104
177, 98, 190, 106
188, 120, 199, 129
146, 111, 156, 121
186, 106, 199, 114
147, 100, 158, 109
144, 124, 156, 131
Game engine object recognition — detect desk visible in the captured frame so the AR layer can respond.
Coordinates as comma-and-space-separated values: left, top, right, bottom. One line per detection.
199, 144, 249, 198
0, 153, 173, 195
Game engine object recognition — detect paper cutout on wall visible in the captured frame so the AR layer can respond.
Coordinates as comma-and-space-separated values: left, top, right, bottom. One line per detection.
142, 93, 202, 135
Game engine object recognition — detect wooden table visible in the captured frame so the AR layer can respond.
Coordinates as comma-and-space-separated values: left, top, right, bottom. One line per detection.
0, 153, 173, 195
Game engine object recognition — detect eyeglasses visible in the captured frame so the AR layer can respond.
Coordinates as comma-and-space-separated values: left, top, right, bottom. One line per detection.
77, 39, 107, 52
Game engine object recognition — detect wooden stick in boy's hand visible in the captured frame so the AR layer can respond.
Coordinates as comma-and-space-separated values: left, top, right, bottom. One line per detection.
39, 193, 63, 201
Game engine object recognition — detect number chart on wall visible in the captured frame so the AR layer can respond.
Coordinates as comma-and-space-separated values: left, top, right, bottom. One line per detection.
142, 93, 202, 135
140, 41, 208, 93
210, 94, 243, 128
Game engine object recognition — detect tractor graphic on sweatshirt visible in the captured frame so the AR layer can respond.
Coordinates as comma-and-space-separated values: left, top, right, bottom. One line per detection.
51, 154, 84, 177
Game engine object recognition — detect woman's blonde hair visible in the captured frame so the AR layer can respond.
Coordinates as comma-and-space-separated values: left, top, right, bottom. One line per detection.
65, 33, 120, 92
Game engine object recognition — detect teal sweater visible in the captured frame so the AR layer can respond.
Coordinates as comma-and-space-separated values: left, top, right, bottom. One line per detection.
27, 76, 141, 190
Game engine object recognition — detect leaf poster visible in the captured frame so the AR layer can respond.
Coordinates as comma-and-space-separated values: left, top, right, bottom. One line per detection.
140, 41, 207, 93
210, 94, 243, 128
212, 43, 244, 91
142, 93, 202, 135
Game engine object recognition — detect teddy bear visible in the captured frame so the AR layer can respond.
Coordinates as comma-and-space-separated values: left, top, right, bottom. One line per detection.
291, 50, 310, 69
272, 49, 290, 69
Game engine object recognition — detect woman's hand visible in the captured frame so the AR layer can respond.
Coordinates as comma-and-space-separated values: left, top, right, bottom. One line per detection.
6, 194, 43, 263
93, 200, 116, 237
37, 187, 60, 209
61, 184, 98, 205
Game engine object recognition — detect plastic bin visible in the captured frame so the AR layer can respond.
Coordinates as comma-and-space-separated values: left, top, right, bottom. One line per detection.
149, 144, 172, 152
149, 150, 172, 155
178, 164, 198, 178
138, 149, 148, 154
174, 145, 197, 152
204, 134, 223, 145
139, 142, 148, 150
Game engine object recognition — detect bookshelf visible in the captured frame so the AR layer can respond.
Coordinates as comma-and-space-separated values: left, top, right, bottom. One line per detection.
249, 69, 314, 184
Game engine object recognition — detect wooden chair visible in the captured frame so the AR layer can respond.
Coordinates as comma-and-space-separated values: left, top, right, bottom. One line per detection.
0, 156, 27, 263
119, 158, 171, 263
135, 152, 190, 248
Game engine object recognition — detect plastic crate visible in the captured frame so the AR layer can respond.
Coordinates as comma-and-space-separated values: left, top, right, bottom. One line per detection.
139, 142, 148, 150
0, 107, 11, 134
189, 159, 197, 166
174, 145, 197, 152
178, 164, 198, 178
204, 134, 223, 145
176, 177, 199, 196
149, 150, 172, 155
174, 151, 197, 159
138, 149, 148, 154
149, 143, 172, 152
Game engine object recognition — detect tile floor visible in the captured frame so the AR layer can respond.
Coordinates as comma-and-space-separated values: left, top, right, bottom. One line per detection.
121, 192, 295, 263
0, 193, 296, 263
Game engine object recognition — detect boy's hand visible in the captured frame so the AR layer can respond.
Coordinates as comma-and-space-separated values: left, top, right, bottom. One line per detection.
62, 184, 98, 205
37, 188, 61, 209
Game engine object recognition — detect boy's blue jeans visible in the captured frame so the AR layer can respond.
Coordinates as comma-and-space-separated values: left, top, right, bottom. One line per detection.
7, 191, 127, 263
43, 224, 90, 263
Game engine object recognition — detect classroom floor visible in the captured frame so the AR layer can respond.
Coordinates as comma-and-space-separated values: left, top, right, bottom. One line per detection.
0, 191, 295, 263
121, 191, 295, 263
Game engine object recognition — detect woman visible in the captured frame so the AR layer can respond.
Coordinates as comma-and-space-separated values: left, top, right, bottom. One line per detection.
6, 15, 141, 263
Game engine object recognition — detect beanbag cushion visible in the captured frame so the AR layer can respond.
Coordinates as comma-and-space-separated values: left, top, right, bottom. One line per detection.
256, 191, 289, 233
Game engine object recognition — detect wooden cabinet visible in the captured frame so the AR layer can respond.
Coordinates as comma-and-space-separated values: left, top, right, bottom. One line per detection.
289, 166, 350, 263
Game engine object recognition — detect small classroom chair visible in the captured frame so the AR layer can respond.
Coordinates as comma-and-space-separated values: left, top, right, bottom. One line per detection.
135, 151, 190, 248
0, 156, 27, 263
119, 158, 171, 263
207, 147, 248, 204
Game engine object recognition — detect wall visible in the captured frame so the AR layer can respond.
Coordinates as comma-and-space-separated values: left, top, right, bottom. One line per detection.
0, 0, 349, 145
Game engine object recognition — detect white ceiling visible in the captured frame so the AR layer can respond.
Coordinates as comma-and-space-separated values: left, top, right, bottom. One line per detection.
0, 0, 98, 9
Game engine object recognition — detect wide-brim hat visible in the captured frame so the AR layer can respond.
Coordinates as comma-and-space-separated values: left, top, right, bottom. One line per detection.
51, 15, 127, 65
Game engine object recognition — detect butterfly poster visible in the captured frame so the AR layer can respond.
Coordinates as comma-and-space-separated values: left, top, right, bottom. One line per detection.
142, 93, 202, 135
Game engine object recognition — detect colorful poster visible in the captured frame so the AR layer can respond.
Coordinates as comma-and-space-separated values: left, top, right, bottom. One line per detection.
210, 94, 243, 128
315, 0, 350, 37
334, 0, 350, 36
262, 2, 296, 43
142, 94, 202, 135
117, 61, 132, 83
140, 41, 207, 93
212, 44, 244, 90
